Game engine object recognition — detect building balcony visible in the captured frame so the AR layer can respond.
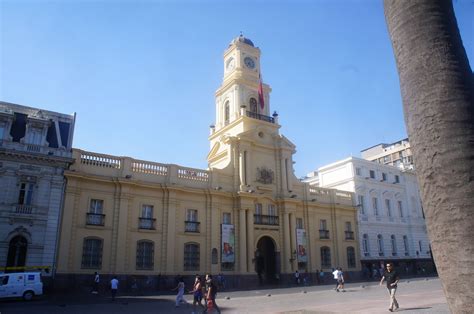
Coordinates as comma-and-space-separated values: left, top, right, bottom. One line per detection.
15, 204, 34, 215
345, 231, 355, 240
138, 217, 156, 230
185, 221, 200, 233
319, 229, 330, 239
254, 214, 279, 226
86, 213, 105, 226
246, 111, 275, 124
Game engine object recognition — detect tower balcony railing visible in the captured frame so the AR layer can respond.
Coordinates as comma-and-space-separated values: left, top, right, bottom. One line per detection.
185, 221, 200, 233
254, 214, 279, 226
246, 111, 275, 124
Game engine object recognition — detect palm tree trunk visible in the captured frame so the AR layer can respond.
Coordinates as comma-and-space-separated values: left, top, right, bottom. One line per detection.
384, 0, 473, 312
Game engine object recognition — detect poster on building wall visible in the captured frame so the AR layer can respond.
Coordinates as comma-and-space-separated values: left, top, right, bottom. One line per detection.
221, 224, 235, 263
296, 228, 308, 263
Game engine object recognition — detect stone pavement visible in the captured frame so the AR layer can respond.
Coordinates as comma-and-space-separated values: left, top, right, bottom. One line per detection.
0, 278, 448, 313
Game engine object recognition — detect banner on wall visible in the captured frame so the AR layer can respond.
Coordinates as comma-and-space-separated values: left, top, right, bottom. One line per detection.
221, 224, 235, 263
296, 228, 308, 263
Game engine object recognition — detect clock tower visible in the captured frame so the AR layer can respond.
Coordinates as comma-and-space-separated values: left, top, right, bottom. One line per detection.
208, 35, 298, 197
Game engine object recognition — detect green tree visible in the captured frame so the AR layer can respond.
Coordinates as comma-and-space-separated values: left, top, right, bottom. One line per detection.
384, 0, 473, 312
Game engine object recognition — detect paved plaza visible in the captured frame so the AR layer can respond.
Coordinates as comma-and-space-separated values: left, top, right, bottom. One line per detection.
0, 278, 448, 314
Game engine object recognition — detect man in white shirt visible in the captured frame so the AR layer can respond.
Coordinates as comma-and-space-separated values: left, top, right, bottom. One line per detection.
92, 272, 99, 294
110, 276, 119, 301
332, 268, 339, 291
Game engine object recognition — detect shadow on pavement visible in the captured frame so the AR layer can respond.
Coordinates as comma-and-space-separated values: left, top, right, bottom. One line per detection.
396, 307, 432, 311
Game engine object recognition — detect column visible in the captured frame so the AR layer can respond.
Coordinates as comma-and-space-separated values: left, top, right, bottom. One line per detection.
283, 212, 291, 273
247, 208, 255, 273
239, 209, 247, 273
239, 152, 245, 188
290, 213, 296, 271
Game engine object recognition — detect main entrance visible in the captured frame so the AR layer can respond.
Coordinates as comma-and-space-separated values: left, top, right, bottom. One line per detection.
255, 236, 278, 284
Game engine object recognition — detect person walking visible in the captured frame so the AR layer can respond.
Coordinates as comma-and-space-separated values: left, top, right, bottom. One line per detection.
190, 275, 205, 314
294, 270, 300, 285
110, 276, 119, 301
92, 271, 99, 294
380, 262, 400, 312
172, 276, 186, 308
203, 274, 221, 314
336, 268, 345, 292
319, 269, 325, 284
332, 268, 339, 290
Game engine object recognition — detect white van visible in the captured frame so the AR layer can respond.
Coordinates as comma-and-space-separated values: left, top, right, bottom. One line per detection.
0, 272, 43, 301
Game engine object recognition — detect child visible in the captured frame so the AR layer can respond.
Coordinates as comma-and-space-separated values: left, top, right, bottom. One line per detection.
172, 277, 187, 307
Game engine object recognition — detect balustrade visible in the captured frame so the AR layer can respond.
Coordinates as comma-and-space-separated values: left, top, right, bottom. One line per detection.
254, 214, 279, 226
86, 213, 105, 226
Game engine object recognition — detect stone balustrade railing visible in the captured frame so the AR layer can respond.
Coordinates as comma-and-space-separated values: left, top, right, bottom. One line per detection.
72, 149, 211, 188
0, 140, 72, 158
307, 185, 354, 207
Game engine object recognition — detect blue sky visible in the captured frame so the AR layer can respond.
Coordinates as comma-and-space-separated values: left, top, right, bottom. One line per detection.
1, 0, 472, 177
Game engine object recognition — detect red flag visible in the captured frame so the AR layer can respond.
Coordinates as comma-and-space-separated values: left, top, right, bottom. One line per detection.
258, 74, 265, 110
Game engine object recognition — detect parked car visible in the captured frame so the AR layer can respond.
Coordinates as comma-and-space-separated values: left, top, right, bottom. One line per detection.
0, 272, 43, 301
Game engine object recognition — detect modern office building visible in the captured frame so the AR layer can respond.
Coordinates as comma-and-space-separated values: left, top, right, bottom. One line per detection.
304, 157, 434, 276
0, 102, 75, 280
361, 138, 414, 170
55, 36, 360, 289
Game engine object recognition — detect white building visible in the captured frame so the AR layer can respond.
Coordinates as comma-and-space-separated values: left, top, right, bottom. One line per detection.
304, 157, 433, 275
0, 102, 75, 280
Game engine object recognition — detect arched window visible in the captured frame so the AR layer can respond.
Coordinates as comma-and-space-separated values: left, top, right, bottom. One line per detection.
362, 234, 370, 256
391, 235, 397, 256
249, 98, 257, 114
224, 101, 230, 125
377, 234, 384, 257
403, 235, 409, 256
7, 236, 28, 267
211, 248, 218, 264
347, 247, 356, 268
136, 240, 154, 270
81, 237, 103, 269
184, 243, 200, 271
320, 246, 331, 268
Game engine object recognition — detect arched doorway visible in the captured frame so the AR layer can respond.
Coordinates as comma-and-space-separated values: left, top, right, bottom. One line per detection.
255, 236, 277, 284
7, 236, 28, 269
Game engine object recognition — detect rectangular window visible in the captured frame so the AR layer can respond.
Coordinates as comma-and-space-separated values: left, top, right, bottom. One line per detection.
27, 127, 43, 145
372, 197, 379, 216
185, 209, 199, 232
186, 209, 198, 222
0, 124, 5, 140
419, 240, 423, 253
90, 199, 104, 214
345, 222, 352, 231
355, 167, 361, 176
386, 199, 392, 217
268, 204, 277, 216
18, 183, 34, 205
222, 212, 231, 224
139, 205, 155, 229
296, 218, 303, 229
398, 201, 403, 217
255, 203, 262, 216
141, 205, 153, 218
369, 170, 375, 179
358, 195, 365, 214
320, 219, 327, 230
382, 173, 387, 181
395, 175, 400, 183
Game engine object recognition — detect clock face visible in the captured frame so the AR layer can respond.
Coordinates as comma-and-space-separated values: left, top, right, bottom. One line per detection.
226, 58, 235, 71
244, 56, 255, 69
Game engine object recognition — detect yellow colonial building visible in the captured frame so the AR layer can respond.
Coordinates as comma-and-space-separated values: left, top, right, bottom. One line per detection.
56, 36, 360, 289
